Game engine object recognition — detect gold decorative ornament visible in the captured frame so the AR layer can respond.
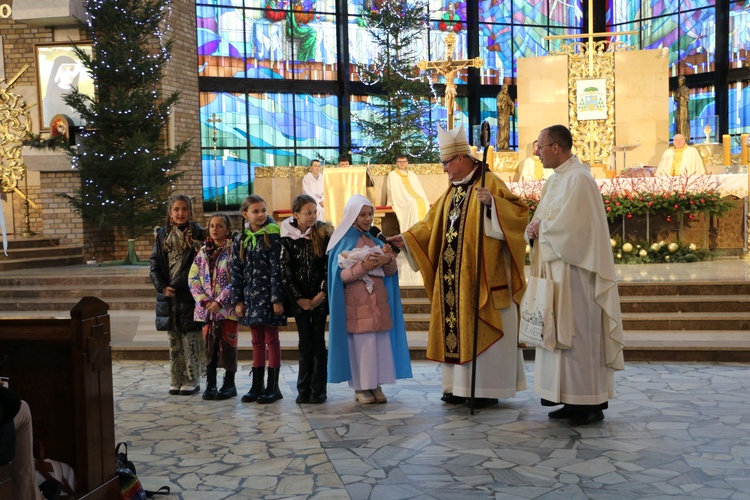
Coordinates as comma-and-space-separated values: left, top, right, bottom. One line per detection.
0, 65, 33, 193
545, 0, 636, 166
0, 65, 37, 237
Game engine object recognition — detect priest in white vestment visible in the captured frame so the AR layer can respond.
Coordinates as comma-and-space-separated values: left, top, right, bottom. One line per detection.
302, 159, 325, 220
525, 125, 625, 425
386, 155, 431, 232
389, 125, 529, 409
655, 134, 706, 176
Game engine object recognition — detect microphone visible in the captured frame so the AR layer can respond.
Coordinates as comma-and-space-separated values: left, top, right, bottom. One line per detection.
369, 226, 400, 254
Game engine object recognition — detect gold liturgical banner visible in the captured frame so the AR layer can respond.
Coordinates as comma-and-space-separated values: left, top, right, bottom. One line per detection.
323, 167, 368, 227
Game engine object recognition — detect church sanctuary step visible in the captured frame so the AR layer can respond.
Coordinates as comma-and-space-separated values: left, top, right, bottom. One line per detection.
620, 294, 750, 313
622, 311, 749, 331
0, 238, 84, 271
2, 263, 750, 361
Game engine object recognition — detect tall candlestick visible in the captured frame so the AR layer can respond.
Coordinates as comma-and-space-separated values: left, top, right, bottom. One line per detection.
741, 134, 748, 165
722, 134, 731, 166
486, 145, 495, 170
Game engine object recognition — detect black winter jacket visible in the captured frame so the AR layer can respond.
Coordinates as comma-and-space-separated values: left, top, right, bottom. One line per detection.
149, 222, 205, 332
279, 225, 329, 317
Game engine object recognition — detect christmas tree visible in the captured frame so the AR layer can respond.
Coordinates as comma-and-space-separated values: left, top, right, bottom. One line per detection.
63, 0, 187, 255
354, 0, 439, 164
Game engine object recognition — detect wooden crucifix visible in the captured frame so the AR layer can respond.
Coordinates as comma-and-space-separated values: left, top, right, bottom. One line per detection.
418, 33, 483, 130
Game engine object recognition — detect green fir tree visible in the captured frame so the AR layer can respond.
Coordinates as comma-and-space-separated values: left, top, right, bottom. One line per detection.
62, 0, 187, 245
355, 0, 439, 164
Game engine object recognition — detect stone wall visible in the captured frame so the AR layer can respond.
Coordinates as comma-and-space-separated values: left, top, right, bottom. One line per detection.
2, 0, 204, 261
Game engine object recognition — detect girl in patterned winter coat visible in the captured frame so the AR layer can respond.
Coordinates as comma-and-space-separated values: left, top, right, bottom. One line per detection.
231, 195, 287, 404
189, 213, 239, 401
150, 194, 205, 396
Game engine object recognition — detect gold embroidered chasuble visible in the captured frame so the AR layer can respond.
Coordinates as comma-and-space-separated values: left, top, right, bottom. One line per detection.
670, 146, 686, 176
403, 170, 529, 364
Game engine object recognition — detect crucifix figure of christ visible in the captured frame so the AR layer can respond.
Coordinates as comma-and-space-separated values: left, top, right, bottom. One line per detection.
544, 0, 637, 166
418, 33, 483, 130
208, 113, 222, 211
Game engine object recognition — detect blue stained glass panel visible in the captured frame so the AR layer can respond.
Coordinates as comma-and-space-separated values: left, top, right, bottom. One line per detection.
479, 0, 511, 23
202, 148, 250, 209
728, 83, 750, 137
729, 2, 750, 68
200, 92, 248, 149
677, 8, 715, 74
480, 23, 512, 83
294, 94, 340, 149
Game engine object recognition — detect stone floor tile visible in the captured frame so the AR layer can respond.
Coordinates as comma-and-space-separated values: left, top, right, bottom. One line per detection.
110, 360, 750, 498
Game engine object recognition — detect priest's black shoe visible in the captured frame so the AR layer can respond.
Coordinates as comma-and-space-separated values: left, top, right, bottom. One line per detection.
569, 409, 605, 425
548, 405, 578, 419
295, 393, 310, 404
309, 393, 327, 404
468, 398, 498, 409
441, 393, 467, 405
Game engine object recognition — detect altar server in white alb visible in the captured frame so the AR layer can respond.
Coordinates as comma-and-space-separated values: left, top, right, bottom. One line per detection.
302, 159, 325, 220
525, 125, 625, 425
655, 134, 706, 176
386, 155, 431, 231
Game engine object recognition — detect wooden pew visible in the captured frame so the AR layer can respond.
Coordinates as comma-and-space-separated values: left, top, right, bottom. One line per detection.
0, 297, 118, 499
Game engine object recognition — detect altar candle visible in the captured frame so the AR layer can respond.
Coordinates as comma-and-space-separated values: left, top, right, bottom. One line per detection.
741, 134, 748, 165
722, 134, 731, 166
486, 145, 495, 168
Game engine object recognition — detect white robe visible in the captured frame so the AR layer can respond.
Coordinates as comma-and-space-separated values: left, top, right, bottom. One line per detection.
441, 246, 527, 399
386, 169, 430, 232
655, 146, 705, 176
529, 155, 625, 405
302, 171, 325, 221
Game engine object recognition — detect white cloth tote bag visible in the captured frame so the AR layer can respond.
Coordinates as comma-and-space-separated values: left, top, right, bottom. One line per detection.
518, 245, 555, 348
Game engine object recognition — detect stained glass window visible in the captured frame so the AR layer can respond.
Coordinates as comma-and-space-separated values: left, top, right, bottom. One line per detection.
729, 2, 750, 69
728, 82, 750, 140
199, 91, 339, 206
606, 1, 715, 76
196, 0, 338, 80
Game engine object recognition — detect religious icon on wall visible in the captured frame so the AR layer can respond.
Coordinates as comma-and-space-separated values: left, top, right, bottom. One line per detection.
35, 42, 94, 130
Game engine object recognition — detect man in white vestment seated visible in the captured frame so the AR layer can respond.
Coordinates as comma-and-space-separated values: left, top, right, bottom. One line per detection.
302, 159, 325, 220
518, 140, 552, 181
655, 134, 706, 176
389, 124, 529, 409
385, 155, 430, 232
525, 125, 625, 425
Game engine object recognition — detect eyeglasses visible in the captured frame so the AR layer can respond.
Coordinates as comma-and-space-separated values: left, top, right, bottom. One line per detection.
537, 143, 556, 150
441, 155, 458, 167
296, 210, 317, 216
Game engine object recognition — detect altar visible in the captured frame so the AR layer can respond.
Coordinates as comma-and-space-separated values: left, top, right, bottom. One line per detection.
509, 173, 749, 254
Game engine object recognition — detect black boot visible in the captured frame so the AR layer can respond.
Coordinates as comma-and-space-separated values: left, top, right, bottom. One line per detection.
241, 367, 265, 403
215, 371, 237, 400
202, 365, 218, 400
257, 367, 283, 404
